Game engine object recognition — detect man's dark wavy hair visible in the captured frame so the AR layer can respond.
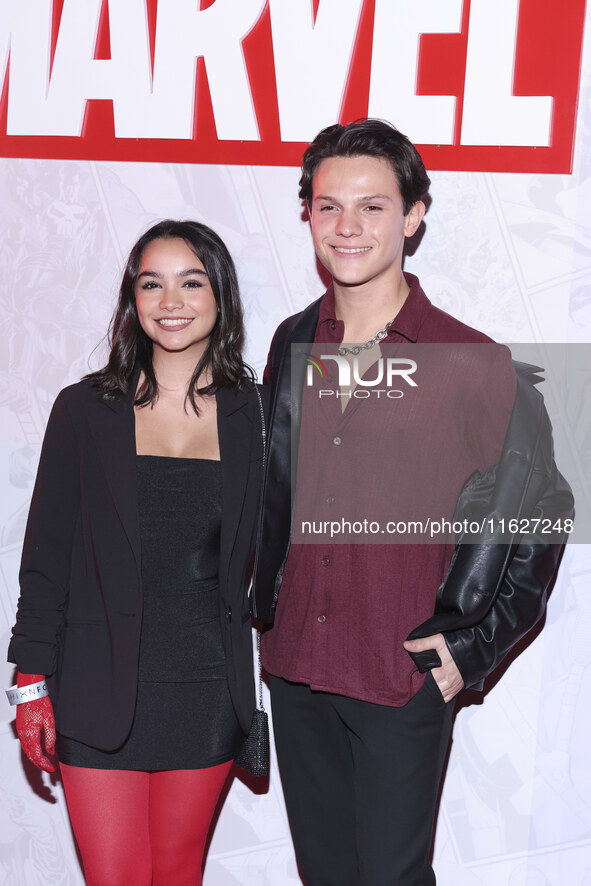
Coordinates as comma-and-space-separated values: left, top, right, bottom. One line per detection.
299, 119, 431, 215
87, 219, 253, 412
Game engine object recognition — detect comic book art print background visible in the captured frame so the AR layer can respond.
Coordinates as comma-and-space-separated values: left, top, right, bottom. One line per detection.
1, 2, 590, 883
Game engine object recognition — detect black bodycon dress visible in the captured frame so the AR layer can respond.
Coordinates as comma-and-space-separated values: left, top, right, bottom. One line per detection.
57, 456, 243, 769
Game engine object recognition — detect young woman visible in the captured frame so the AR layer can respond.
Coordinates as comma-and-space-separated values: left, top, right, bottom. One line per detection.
7, 220, 266, 886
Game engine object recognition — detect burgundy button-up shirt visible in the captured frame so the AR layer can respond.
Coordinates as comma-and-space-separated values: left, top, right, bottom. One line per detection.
262, 274, 516, 706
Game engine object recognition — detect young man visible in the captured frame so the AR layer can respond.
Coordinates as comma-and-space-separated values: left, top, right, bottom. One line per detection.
253, 119, 572, 886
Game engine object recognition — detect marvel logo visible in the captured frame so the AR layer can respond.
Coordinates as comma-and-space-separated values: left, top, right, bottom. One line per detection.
0, 0, 585, 171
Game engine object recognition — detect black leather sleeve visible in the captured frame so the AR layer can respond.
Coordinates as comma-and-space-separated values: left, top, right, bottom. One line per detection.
443, 544, 560, 689
406, 364, 574, 687
251, 317, 300, 622
252, 300, 322, 623
443, 460, 573, 688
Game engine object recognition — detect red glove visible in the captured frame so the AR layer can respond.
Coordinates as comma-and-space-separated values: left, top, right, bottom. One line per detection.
15, 672, 56, 772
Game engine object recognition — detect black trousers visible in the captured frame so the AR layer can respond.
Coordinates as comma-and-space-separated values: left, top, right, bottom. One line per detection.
270, 673, 456, 886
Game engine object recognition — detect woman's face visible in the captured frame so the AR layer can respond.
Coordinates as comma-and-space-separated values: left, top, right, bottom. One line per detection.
134, 237, 218, 360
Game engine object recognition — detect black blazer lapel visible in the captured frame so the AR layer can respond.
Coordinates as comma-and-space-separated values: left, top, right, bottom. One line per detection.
217, 386, 254, 591
85, 387, 142, 571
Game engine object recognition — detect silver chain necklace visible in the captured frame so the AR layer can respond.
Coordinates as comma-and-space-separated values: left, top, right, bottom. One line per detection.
338, 319, 395, 356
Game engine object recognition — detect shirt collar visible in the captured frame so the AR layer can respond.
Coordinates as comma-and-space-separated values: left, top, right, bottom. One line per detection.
316, 272, 433, 344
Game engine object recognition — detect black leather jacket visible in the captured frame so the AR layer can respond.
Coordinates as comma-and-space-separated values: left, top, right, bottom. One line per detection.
405, 360, 574, 688
252, 299, 574, 690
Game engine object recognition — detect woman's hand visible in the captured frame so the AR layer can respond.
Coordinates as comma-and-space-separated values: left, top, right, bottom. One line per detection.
15, 673, 56, 772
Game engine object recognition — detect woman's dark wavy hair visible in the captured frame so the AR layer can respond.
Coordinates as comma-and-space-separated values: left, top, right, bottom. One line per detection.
299, 119, 431, 215
87, 219, 254, 412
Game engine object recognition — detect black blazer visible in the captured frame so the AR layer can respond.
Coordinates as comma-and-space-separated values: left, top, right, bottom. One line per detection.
8, 375, 266, 749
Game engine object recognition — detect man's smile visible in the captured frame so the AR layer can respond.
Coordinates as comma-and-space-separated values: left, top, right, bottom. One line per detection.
332, 246, 372, 254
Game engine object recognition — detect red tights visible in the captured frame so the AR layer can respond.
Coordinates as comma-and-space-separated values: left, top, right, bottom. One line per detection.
60, 761, 232, 886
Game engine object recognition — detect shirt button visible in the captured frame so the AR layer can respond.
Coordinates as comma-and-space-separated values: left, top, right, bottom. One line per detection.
317, 615, 327, 623
333, 436, 342, 446
321, 557, 330, 566
326, 495, 335, 505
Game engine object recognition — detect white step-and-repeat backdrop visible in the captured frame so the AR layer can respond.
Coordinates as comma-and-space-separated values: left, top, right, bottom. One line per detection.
1, 1, 589, 883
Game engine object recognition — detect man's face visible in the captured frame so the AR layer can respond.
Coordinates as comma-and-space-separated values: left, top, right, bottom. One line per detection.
309, 155, 424, 295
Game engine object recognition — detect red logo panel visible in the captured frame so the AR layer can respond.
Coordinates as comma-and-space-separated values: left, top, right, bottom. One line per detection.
0, 0, 585, 172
